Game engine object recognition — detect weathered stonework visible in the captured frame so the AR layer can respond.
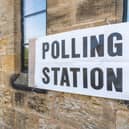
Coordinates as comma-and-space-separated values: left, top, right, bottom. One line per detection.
116, 110, 129, 129
0, 0, 129, 129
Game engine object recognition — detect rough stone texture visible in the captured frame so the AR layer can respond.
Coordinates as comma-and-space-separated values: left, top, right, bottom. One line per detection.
47, 0, 123, 34
14, 91, 26, 107
27, 95, 49, 113
0, 0, 129, 129
116, 110, 129, 129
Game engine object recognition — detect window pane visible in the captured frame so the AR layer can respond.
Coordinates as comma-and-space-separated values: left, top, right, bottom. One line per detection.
24, 13, 46, 43
24, 0, 46, 15
128, 0, 129, 21
24, 45, 29, 69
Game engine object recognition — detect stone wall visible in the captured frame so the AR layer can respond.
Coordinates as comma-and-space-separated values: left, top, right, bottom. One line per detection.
47, 0, 123, 34
0, 0, 129, 129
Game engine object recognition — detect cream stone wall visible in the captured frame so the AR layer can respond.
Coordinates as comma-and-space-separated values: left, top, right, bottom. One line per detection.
0, 0, 129, 129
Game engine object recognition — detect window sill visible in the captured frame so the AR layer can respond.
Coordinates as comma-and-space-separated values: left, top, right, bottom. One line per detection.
11, 73, 47, 93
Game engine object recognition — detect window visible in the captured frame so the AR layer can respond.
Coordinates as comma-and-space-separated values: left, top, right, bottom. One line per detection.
127, 0, 129, 21
22, 0, 46, 71
123, 0, 129, 21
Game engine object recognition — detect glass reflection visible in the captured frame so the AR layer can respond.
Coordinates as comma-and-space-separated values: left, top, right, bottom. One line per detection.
24, 0, 46, 15
24, 13, 46, 44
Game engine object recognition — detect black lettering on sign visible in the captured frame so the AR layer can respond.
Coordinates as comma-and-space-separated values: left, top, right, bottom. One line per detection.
91, 35, 104, 57
60, 68, 70, 86
83, 68, 88, 88
70, 68, 80, 87
108, 32, 123, 56
61, 40, 70, 58
42, 67, 50, 84
91, 68, 103, 90
51, 67, 60, 85
107, 68, 123, 92
72, 38, 80, 58
83, 37, 88, 57
42, 42, 49, 59
52, 41, 60, 59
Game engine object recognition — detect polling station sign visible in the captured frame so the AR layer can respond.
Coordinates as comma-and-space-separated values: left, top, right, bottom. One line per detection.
34, 22, 129, 100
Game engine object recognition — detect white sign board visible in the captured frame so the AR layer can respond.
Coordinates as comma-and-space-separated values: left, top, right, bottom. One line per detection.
34, 22, 129, 100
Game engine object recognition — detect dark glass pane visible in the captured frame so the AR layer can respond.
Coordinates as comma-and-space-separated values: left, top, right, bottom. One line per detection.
24, 13, 46, 43
24, 0, 46, 15
127, 0, 129, 21
24, 45, 29, 69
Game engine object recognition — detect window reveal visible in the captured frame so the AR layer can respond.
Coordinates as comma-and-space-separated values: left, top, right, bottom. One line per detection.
22, 0, 46, 71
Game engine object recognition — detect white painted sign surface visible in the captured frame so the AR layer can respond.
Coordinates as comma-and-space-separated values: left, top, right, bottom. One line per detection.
34, 22, 129, 100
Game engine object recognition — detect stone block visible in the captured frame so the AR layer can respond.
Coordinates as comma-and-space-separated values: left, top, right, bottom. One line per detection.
47, 3, 73, 34
52, 94, 116, 129
15, 111, 39, 129
1, 55, 15, 72
47, 0, 59, 8
0, 0, 14, 25
14, 91, 26, 107
39, 117, 75, 129
3, 108, 15, 129
0, 39, 8, 56
27, 95, 48, 114
0, 88, 12, 107
116, 110, 129, 129
76, 0, 116, 22
24, 113, 39, 129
